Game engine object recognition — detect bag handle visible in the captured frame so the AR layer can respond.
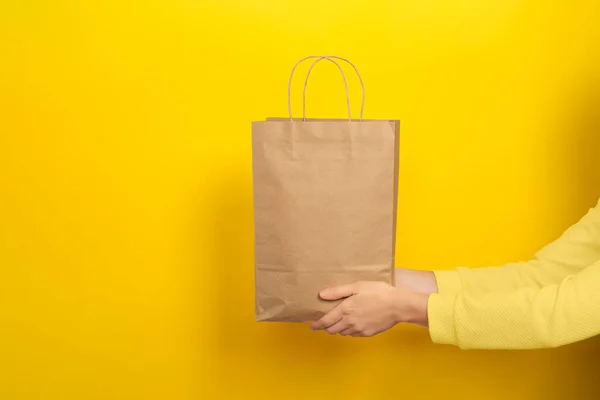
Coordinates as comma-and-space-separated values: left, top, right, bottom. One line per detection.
302, 56, 365, 121
287, 55, 365, 122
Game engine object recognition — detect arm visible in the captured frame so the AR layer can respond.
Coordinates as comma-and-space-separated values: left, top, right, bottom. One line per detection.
434, 198, 600, 294
428, 259, 600, 350
394, 268, 439, 294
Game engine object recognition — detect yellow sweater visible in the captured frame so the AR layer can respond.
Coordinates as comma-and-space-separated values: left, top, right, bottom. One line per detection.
428, 198, 600, 350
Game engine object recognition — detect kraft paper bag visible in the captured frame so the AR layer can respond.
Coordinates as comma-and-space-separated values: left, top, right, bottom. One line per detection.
251, 56, 399, 323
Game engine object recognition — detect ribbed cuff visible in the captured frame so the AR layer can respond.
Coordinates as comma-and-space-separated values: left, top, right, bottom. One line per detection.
433, 269, 462, 294
428, 293, 458, 346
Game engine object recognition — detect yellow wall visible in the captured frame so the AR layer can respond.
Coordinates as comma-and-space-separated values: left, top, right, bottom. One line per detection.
1, 1, 599, 399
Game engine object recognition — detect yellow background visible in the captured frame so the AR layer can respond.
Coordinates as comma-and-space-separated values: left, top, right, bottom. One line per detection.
1, 0, 599, 399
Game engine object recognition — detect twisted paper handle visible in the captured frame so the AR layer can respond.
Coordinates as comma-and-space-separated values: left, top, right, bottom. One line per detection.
287, 55, 365, 122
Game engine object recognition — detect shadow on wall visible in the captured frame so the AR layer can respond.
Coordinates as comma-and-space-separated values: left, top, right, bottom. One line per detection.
206, 167, 379, 389
553, 75, 600, 400
571, 79, 600, 209
206, 169, 255, 365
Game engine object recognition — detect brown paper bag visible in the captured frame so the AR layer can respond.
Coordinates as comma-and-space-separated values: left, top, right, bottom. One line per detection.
252, 56, 399, 323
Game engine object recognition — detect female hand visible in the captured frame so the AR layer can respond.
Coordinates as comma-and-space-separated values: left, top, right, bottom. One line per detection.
310, 281, 429, 337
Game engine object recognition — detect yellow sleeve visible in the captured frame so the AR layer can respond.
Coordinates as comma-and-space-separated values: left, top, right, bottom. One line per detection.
428, 259, 600, 350
431, 269, 463, 294
433, 198, 600, 294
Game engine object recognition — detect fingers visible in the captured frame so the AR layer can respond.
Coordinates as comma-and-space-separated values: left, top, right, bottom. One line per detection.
310, 303, 344, 330
339, 327, 356, 336
324, 320, 349, 335
319, 283, 358, 301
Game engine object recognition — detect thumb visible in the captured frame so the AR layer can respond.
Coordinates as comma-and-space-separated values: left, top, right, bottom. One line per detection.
319, 283, 358, 301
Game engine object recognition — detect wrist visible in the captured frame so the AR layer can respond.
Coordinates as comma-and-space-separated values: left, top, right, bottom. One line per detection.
393, 290, 429, 327
395, 268, 438, 294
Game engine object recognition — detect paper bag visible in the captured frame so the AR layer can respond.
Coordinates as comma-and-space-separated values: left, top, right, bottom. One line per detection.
251, 56, 399, 323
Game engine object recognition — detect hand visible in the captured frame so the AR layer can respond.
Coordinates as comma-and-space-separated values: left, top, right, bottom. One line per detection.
310, 281, 429, 337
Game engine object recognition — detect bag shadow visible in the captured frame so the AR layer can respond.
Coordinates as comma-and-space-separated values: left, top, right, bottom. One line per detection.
205, 168, 365, 378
